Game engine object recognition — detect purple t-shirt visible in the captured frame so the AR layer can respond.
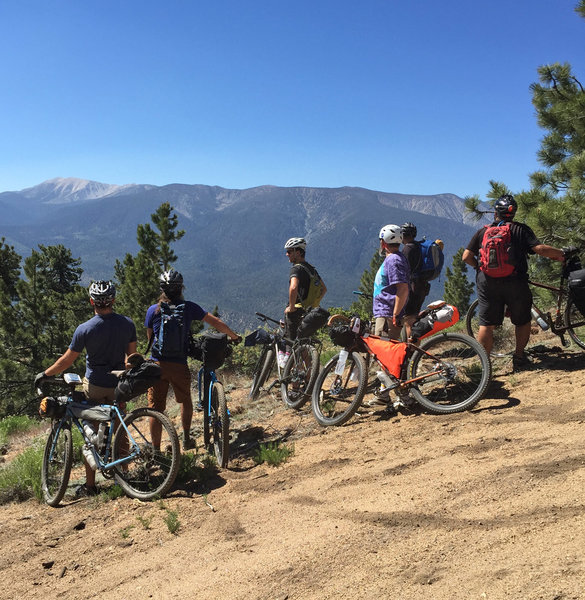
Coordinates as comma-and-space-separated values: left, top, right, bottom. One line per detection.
145, 300, 207, 363
70, 313, 137, 388
372, 251, 410, 318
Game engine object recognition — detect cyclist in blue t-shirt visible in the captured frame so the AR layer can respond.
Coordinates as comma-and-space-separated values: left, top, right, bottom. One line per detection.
35, 281, 137, 497
145, 269, 240, 450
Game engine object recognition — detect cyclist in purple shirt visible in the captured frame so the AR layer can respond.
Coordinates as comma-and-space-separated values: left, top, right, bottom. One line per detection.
373, 224, 410, 340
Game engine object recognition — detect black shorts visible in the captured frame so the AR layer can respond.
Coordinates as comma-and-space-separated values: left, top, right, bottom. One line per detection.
404, 279, 431, 317
476, 272, 532, 326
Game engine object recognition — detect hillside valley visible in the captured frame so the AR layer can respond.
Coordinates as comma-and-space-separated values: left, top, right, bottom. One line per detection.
0, 178, 488, 327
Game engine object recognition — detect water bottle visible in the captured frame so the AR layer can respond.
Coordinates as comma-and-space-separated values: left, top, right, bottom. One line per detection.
334, 349, 349, 375
376, 370, 393, 391
531, 307, 549, 331
82, 444, 97, 471
82, 420, 98, 446
96, 423, 106, 451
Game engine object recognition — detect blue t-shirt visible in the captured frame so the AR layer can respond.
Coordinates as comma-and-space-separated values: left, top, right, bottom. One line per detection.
145, 300, 207, 363
69, 313, 137, 388
373, 252, 411, 318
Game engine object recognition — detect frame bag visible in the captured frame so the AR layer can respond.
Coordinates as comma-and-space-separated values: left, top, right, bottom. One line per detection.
568, 268, 585, 318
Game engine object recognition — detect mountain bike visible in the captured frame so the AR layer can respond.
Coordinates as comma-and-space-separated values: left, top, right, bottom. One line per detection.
312, 310, 491, 426
248, 312, 321, 410
189, 333, 240, 468
37, 373, 180, 507
465, 248, 585, 355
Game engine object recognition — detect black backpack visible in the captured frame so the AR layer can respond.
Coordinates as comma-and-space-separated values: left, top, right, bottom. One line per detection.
155, 302, 187, 360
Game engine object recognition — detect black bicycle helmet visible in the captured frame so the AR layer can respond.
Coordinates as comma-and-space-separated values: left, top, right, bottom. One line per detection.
88, 280, 116, 307
494, 195, 517, 221
401, 222, 417, 238
159, 269, 184, 297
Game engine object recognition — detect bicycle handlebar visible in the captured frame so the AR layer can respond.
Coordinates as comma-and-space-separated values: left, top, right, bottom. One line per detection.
352, 290, 372, 300
255, 312, 282, 326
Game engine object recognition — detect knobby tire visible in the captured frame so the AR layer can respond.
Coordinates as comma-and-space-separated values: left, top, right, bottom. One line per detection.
210, 382, 230, 468
113, 407, 180, 500
249, 348, 275, 400
281, 343, 319, 410
311, 351, 367, 426
564, 296, 585, 350
41, 421, 73, 507
407, 332, 491, 414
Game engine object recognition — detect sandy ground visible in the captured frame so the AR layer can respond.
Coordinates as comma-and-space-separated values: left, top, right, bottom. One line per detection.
1, 342, 585, 600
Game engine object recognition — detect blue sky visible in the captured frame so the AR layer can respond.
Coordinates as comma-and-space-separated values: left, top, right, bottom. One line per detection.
0, 1, 583, 199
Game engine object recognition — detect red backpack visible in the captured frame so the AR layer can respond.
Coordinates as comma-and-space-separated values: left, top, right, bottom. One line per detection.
479, 222, 515, 277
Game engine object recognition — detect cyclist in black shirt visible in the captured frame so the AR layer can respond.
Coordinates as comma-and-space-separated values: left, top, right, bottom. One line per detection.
462, 195, 563, 369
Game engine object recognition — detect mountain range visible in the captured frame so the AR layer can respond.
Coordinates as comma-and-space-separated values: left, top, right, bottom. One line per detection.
0, 178, 486, 328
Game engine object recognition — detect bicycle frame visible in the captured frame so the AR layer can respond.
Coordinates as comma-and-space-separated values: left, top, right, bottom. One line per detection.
197, 367, 225, 419
47, 402, 142, 472
528, 279, 585, 335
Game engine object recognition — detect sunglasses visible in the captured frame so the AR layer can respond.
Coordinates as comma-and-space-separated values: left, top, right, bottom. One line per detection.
286, 249, 297, 254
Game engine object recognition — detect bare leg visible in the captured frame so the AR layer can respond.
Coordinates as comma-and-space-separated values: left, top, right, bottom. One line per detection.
478, 325, 495, 355
181, 400, 193, 443
514, 322, 531, 357
150, 416, 162, 450
403, 314, 417, 339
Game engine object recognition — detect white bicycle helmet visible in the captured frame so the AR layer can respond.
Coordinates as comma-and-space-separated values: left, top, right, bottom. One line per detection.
88, 280, 116, 307
284, 237, 307, 251
379, 224, 403, 245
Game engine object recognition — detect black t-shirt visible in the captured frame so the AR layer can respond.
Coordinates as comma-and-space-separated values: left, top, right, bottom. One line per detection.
466, 221, 541, 278
289, 261, 317, 305
402, 242, 422, 277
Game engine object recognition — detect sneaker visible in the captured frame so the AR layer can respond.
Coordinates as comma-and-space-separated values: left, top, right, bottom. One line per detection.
182, 436, 196, 451
75, 483, 99, 498
365, 394, 390, 407
512, 353, 533, 371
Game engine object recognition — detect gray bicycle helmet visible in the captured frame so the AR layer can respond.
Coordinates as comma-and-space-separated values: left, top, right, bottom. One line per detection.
159, 269, 184, 296
88, 280, 116, 307
284, 237, 307, 251
494, 195, 517, 221
379, 224, 403, 245
401, 222, 417, 238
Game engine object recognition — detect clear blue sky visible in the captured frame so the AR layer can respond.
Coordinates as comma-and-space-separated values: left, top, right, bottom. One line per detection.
0, 1, 583, 199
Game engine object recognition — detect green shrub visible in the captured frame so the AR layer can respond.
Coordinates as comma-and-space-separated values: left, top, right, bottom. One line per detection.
0, 415, 38, 446
163, 508, 180, 534
253, 441, 293, 466
0, 440, 44, 504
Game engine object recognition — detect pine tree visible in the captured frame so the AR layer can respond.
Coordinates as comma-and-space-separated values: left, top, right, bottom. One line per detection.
0, 245, 86, 416
115, 203, 186, 346
443, 248, 475, 315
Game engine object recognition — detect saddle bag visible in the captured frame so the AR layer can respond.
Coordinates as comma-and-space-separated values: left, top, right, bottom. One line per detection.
114, 360, 162, 404
568, 269, 585, 318
297, 307, 331, 338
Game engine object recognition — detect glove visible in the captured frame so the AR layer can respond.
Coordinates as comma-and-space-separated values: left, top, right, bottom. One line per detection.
34, 371, 50, 389
562, 246, 579, 257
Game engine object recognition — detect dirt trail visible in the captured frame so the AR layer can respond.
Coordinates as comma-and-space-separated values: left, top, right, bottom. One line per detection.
1, 346, 585, 600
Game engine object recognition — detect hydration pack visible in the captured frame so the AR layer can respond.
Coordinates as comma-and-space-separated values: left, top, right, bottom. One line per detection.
296, 264, 325, 309
414, 239, 444, 281
479, 222, 515, 278
155, 302, 186, 359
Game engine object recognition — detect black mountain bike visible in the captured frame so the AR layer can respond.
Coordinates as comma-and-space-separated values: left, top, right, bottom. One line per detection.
465, 248, 585, 354
248, 312, 320, 410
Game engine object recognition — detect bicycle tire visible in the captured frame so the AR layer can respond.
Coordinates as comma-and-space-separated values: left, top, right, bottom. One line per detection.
311, 351, 367, 426
565, 296, 585, 350
465, 299, 480, 339
249, 348, 275, 400
112, 407, 180, 500
407, 332, 492, 414
41, 421, 73, 507
281, 343, 319, 410
210, 382, 230, 468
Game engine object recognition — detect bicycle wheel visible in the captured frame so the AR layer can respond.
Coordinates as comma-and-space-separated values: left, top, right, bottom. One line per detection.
249, 348, 275, 400
41, 421, 73, 507
311, 351, 367, 426
465, 298, 512, 357
565, 296, 585, 350
281, 343, 319, 410
113, 408, 180, 500
210, 382, 229, 468
407, 332, 491, 414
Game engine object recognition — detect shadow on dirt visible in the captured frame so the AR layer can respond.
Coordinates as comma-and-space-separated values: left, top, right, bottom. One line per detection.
528, 345, 585, 372
471, 380, 521, 413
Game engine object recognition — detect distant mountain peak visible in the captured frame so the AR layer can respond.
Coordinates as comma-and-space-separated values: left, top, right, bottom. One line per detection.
19, 177, 133, 205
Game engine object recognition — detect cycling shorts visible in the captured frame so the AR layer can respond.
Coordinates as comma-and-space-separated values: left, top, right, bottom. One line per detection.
476, 272, 532, 327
